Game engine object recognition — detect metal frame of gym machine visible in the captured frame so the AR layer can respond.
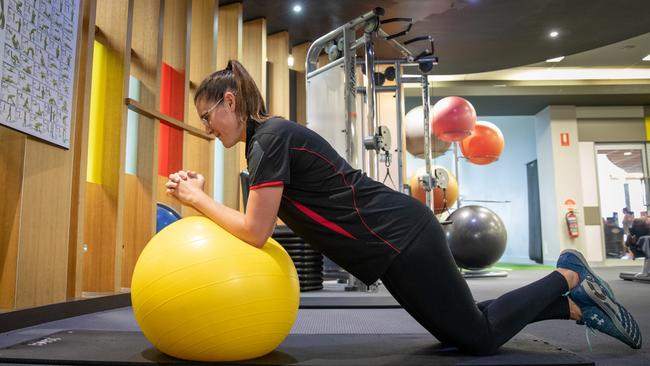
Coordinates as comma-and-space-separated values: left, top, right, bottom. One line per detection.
305, 7, 448, 291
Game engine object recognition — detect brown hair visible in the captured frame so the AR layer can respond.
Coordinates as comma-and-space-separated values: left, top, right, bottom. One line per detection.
194, 60, 272, 123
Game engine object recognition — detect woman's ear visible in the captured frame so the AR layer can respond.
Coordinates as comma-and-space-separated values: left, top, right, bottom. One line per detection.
225, 91, 236, 111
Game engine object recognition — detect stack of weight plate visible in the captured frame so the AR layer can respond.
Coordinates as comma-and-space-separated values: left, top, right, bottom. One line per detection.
272, 226, 323, 292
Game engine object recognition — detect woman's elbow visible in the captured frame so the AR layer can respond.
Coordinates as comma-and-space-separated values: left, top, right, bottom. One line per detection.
250, 235, 268, 249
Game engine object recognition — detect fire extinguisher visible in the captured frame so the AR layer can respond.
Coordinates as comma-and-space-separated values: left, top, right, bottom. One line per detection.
565, 210, 579, 238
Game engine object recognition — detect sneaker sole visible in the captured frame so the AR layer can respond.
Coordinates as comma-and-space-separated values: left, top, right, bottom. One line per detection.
561, 249, 615, 298
582, 279, 640, 348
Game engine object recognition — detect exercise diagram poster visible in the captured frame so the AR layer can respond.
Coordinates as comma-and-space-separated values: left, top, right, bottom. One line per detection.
0, 0, 80, 149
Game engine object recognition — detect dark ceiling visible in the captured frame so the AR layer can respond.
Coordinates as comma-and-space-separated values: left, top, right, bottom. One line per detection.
220, 0, 650, 75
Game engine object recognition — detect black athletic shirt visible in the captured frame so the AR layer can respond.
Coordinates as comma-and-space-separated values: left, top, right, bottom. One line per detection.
245, 117, 434, 285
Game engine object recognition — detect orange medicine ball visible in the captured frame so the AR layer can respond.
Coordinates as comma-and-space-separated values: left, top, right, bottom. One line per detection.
409, 166, 459, 214
460, 121, 505, 165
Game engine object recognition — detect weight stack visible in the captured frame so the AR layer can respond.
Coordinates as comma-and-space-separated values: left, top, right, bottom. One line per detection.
272, 226, 323, 292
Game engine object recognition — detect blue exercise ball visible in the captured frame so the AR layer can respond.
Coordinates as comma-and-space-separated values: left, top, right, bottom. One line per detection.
156, 203, 182, 233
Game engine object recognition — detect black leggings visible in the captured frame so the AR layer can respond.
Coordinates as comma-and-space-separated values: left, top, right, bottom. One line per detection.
380, 218, 570, 355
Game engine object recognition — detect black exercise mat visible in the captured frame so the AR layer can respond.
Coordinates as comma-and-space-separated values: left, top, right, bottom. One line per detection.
0, 330, 592, 365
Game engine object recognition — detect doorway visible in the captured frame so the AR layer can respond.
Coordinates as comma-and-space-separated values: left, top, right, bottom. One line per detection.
595, 143, 649, 259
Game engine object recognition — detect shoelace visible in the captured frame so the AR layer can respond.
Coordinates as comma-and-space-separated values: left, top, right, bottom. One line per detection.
585, 326, 597, 352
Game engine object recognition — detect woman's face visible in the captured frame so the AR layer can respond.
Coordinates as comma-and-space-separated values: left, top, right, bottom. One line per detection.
196, 91, 246, 148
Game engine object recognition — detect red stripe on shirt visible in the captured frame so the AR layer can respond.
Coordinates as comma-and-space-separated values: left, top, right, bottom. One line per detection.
249, 181, 284, 190
283, 195, 358, 240
289, 147, 400, 253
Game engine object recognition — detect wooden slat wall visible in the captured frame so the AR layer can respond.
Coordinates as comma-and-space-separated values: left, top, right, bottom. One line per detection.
83, 0, 132, 294
291, 42, 309, 125
267, 32, 290, 118
217, 3, 243, 210
185, 0, 218, 218
15, 140, 72, 307
0, 128, 25, 309
14, 0, 95, 306
67, 0, 97, 300
121, 0, 163, 289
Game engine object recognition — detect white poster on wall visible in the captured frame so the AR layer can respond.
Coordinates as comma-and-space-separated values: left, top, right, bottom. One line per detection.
0, 0, 80, 149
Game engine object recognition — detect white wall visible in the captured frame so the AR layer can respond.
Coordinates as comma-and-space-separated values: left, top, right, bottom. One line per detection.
535, 106, 588, 264
579, 141, 604, 262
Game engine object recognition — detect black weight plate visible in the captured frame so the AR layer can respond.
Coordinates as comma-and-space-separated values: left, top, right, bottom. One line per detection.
299, 279, 324, 286
296, 267, 323, 274
300, 285, 324, 292
297, 273, 323, 280
290, 255, 322, 261
287, 249, 319, 256
292, 263, 323, 269
274, 237, 306, 244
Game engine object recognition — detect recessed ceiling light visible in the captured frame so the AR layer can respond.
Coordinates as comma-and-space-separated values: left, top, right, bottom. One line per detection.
293, 4, 302, 13
549, 30, 559, 38
643, 54, 650, 61
624, 152, 632, 156
546, 56, 565, 63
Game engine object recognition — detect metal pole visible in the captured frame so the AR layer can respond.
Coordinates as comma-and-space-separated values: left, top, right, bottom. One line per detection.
421, 75, 433, 211
453, 142, 461, 208
343, 27, 358, 169
364, 31, 379, 180
395, 61, 404, 193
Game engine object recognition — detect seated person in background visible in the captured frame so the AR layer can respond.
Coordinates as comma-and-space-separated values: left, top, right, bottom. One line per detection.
624, 217, 650, 259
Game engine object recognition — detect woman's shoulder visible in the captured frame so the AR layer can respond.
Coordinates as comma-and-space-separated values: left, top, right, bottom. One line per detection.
256, 117, 306, 136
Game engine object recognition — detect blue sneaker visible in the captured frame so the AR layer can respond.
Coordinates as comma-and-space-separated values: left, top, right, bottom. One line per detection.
557, 249, 614, 299
572, 275, 642, 349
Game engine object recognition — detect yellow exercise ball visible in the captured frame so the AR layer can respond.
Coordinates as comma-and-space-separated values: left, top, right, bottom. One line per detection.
131, 216, 300, 362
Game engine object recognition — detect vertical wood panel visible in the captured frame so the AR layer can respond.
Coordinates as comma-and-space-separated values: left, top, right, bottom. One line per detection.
183, 134, 213, 217
240, 18, 267, 208
162, 0, 187, 71
68, 0, 97, 299
267, 31, 290, 118
243, 18, 267, 99
122, 0, 163, 289
0, 128, 25, 309
217, 3, 243, 211
16, 139, 73, 307
83, 0, 132, 294
186, 0, 217, 210
189, 0, 218, 129
291, 42, 309, 125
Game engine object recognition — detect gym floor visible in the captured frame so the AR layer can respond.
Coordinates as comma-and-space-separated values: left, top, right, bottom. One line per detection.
0, 266, 648, 365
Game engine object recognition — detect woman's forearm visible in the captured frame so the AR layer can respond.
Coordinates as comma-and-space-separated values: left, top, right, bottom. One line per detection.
190, 191, 265, 248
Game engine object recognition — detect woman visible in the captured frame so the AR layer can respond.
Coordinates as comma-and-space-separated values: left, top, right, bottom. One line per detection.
165, 60, 641, 355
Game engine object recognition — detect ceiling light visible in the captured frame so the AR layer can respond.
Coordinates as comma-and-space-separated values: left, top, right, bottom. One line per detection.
546, 56, 565, 63
643, 54, 650, 61
549, 30, 559, 38
624, 152, 632, 156
293, 4, 302, 13
287, 54, 295, 67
